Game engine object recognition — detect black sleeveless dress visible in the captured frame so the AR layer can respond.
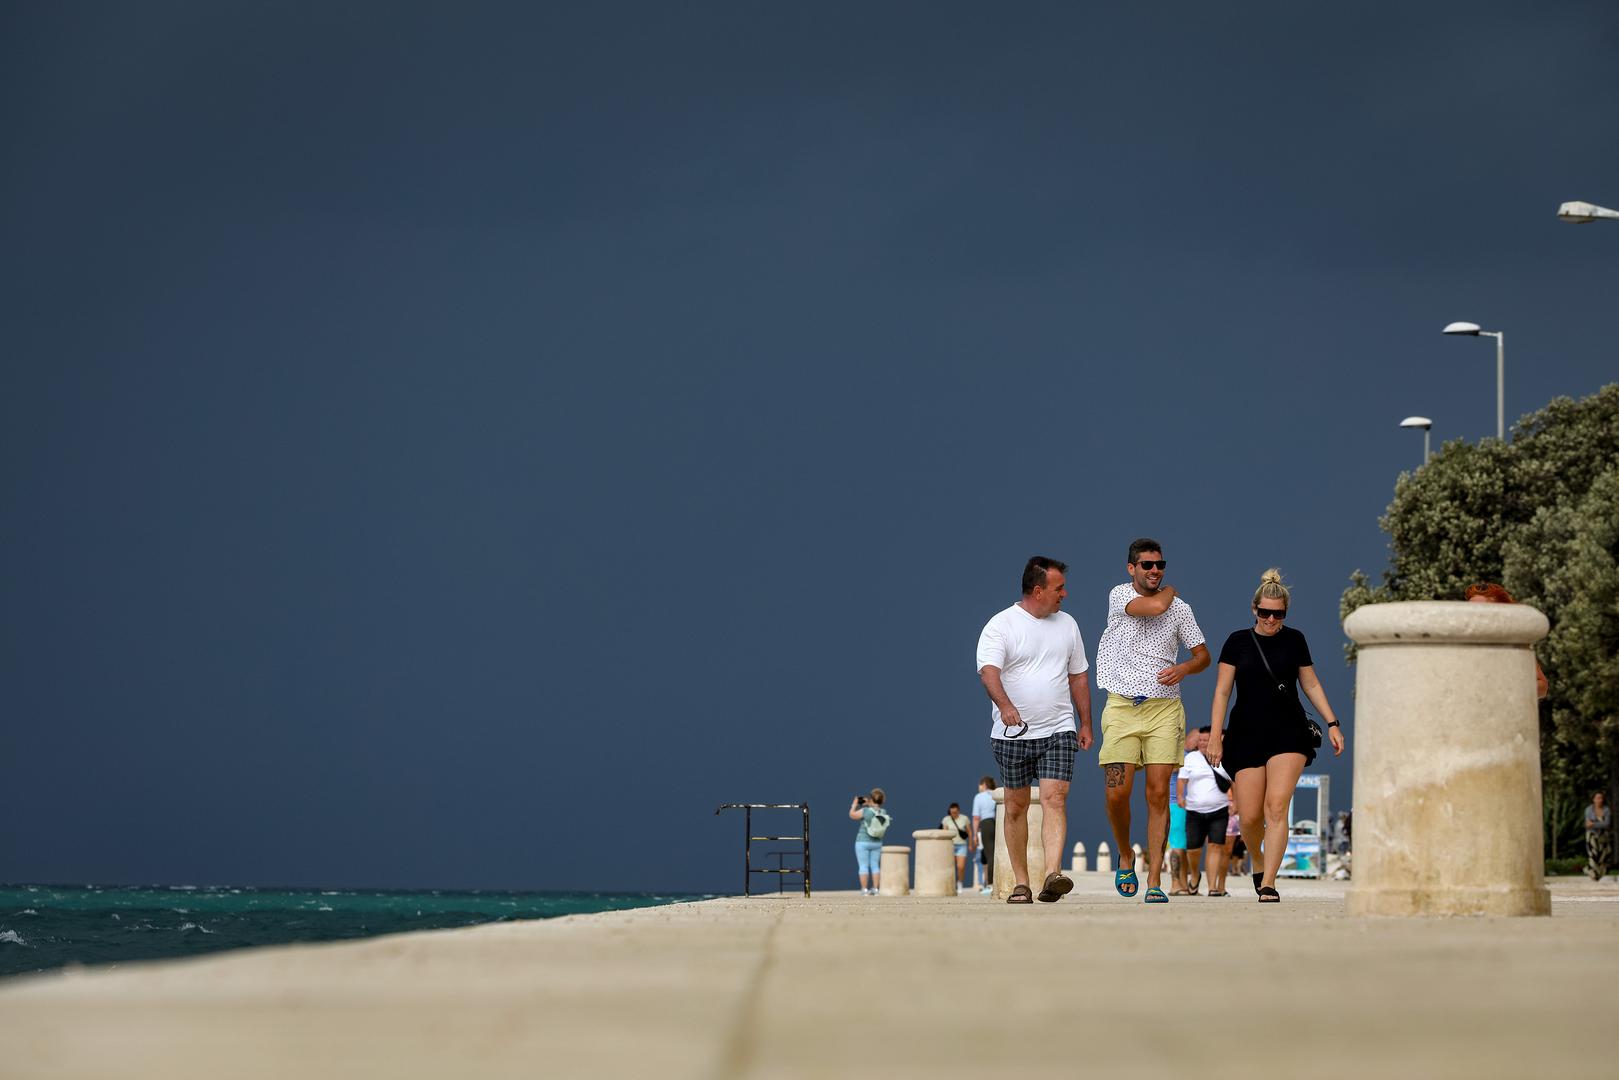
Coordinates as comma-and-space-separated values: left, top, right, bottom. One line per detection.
1217, 626, 1317, 772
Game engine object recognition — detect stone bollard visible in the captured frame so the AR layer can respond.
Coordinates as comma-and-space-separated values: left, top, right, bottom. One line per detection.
1070, 842, 1087, 875
1132, 844, 1145, 874
912, 830, 957, 897
992, 787, 1047, 899
1343, 601, 1551, 917
1096, 842, 1112, 874
878, 846, 911, 896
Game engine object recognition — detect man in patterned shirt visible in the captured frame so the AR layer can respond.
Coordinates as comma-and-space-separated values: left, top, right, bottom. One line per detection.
1094, 538, 1210, 903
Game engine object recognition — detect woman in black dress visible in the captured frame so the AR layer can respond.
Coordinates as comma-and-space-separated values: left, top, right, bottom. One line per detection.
1204, 569, 1344, 902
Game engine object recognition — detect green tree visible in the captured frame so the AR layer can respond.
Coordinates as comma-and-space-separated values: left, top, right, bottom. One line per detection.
1342, 384, 1619, 846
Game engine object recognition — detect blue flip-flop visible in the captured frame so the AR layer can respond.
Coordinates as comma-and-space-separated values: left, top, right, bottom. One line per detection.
1114, 868, 1138, 898
1144, 886, 1169, 904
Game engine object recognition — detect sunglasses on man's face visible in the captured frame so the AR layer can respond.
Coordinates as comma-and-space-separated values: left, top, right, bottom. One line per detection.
1256, 607, 1287, 620
1135, 560, 1167, 571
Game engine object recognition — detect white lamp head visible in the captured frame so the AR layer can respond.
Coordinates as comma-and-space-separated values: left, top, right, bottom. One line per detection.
1443, 321, 1482, 336
1400, 416, 1432, 431
1558, 200, 1619, 223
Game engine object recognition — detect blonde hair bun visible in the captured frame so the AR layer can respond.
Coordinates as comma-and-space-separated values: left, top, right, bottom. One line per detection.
1253, 568, 1291, 607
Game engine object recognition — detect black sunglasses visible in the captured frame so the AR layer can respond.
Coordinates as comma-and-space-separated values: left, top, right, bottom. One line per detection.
1256, 607, 1287, 620
1134, 560, 1167, 571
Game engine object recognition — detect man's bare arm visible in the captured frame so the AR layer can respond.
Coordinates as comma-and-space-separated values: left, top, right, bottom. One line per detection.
1124, 585, 1177, 618
1068, 671, 1094, 750
979, 666, 1022, 728
1156, 643, 1212, 687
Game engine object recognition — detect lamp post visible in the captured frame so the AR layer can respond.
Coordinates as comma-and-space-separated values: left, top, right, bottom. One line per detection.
1442, 322, 1505, 440
1400, 416, 1432, 465
1557, 200, 1619, 223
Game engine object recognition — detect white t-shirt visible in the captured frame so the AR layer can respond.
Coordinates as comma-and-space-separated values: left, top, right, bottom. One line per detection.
1095, 583, 1206, 700
976, 604, 1089, 740
971, 789, 996, 824
1179, 750, 1226, 813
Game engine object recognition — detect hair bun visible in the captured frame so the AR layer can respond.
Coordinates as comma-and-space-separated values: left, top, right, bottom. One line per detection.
1261, 568, 1284, 586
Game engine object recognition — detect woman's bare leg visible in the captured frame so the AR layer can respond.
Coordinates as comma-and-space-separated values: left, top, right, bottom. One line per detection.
1261, 753, 1308, 888
1233, 767, 1267, 880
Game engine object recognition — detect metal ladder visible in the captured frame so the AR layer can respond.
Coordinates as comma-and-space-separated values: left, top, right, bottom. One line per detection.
715, 803, 811, 897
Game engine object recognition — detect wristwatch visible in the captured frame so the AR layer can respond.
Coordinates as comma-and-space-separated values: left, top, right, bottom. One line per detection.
1326, 720, 1341, 728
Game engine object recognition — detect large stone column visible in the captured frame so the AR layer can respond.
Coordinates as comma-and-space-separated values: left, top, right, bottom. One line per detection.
878, 846, 911, 896
912, 830, 957, 896
1343, 601, 1550, 917
991, 787, 1046, 899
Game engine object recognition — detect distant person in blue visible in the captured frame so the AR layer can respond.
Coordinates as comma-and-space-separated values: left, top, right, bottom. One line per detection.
971, 776, 997, 895
849, 789, 890, 896
1168, 728, 1195, 894
1205, 569, 1344, 903
976, 556, 1094, 905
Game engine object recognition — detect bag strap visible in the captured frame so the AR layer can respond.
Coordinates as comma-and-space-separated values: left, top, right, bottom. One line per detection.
1249, 630, 1288, 694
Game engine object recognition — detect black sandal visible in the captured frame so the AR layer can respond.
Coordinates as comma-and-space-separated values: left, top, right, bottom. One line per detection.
1252, 872, 1263, 895
1187, 874, 1201, 896
1007, 884, 1034, 904
1257, 886, 1280, 903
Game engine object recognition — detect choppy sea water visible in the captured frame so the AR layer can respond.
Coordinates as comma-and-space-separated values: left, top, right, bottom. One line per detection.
0, 884, 709, 978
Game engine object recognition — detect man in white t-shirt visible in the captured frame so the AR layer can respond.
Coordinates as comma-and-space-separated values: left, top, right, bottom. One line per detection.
1093, 538, 1210, 904
1180, 726, 1232, 895
975, 556, 1094, 904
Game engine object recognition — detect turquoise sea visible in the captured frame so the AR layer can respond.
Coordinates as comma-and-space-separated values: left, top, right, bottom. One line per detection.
0, 884, 709, 979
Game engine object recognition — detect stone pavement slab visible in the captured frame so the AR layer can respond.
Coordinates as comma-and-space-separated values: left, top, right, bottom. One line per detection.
1, 874, 1615, 1079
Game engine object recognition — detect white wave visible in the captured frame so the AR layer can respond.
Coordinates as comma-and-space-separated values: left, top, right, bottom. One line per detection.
17, 909, 38, 916
0, 930, 28, 946
177, 922, 215, 934
111, 913, 121, 921
317, 905, 333, 912
172, 908, 189, 914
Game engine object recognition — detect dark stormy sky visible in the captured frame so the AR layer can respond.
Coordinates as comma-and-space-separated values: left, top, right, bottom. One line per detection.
4, 4, 1616, 892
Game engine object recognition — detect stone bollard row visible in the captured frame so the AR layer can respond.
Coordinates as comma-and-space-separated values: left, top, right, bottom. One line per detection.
1070, 842, 1086, 875
1096, 842, 1112, 874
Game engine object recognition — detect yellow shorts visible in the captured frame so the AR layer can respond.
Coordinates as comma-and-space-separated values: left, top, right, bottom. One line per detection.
1097, 693, 1186, 767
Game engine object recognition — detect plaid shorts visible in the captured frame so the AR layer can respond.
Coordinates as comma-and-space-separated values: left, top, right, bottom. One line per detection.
991, 729, 1078, 789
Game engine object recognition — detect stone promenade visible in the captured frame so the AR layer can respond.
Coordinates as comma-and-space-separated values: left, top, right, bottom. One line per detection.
2, 874, 1616, 1079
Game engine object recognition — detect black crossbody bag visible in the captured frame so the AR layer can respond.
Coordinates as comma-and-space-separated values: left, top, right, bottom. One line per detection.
1250, 630, 1323, 750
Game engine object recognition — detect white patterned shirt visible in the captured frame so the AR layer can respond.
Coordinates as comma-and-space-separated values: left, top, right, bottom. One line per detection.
1095, 583, 1206, 700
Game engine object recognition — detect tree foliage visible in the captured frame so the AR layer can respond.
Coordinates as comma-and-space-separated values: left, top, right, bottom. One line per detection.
1341, 384, 1619, 824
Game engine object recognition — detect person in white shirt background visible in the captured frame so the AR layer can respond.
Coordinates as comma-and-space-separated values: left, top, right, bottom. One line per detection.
1180, 725, 1232, 896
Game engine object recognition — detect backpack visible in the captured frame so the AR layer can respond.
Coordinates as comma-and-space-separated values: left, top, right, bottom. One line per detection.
866, 808, 891, 840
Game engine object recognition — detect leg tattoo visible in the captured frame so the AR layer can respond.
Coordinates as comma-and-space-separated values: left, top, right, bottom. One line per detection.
1105, 763, 1126, 788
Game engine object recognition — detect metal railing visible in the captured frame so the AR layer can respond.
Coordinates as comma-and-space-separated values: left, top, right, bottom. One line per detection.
715, 803, 811, 897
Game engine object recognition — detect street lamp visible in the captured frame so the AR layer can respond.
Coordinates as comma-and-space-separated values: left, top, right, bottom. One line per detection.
1442, 321, 1505, 440
1400, 416, 1432, 465
1557, 200, 1619, 223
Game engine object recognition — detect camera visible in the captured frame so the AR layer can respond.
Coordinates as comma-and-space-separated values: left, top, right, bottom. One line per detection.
854, 795, 867, 805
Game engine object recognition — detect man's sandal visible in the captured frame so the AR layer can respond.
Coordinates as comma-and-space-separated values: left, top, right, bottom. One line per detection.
1187, 875, 1202, 895
1208, 890, 1229, 897
1114, 869, 1139, 898
1257, 886, 1281, 903
1007, 884, 1034, 904
1143, 886, 1169, 903
1170, 887, 1190, 896
1037, 872, 1074, 903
